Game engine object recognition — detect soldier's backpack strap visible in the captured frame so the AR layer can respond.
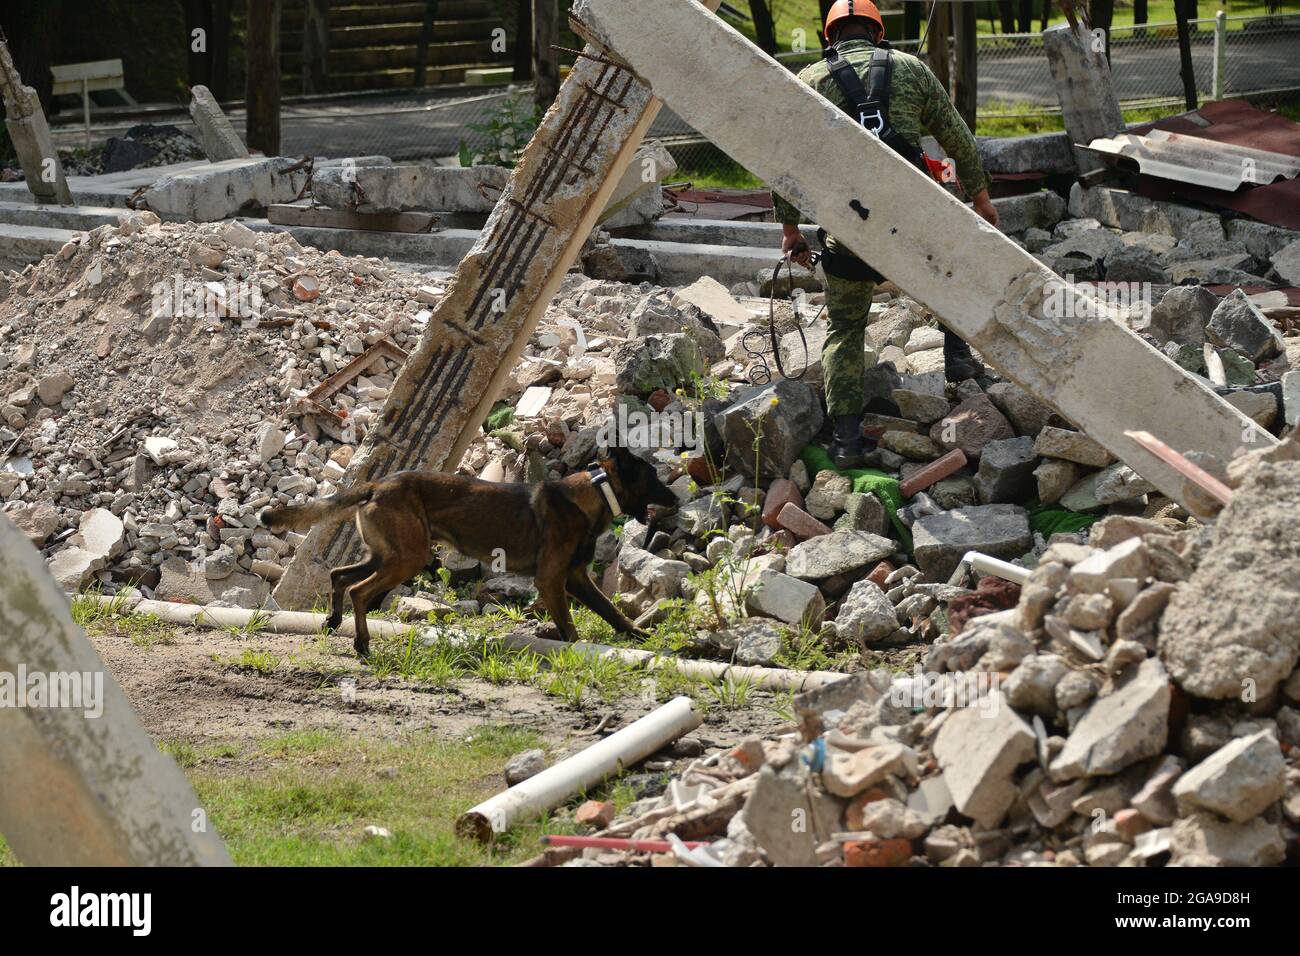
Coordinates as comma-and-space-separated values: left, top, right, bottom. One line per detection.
824, 42, 927, 173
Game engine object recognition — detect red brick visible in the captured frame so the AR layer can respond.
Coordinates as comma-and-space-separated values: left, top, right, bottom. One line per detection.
866, 560, 895, 589
762, 478, 804, 529
899, 448, 967, 498
844, 838, 912, 867
575, 800, 615, 829
685, 454, 719, 485
776, 502, 832, 540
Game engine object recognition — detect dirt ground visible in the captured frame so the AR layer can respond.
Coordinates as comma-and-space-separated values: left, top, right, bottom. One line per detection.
90, 622, 792, 753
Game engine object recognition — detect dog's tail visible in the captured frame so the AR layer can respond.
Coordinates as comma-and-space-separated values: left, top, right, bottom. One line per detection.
258, 485, 376, 532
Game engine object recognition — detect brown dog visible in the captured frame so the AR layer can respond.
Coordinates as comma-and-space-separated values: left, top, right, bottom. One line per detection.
259, 447, 678, 656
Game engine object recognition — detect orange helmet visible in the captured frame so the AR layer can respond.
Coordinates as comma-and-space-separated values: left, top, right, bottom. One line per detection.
823, 0, 886, 42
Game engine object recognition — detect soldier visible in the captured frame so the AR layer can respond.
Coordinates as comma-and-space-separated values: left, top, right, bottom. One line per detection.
773, 0, 999, 468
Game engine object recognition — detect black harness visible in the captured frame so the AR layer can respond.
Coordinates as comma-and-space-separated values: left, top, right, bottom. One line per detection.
817, 42, 926, 284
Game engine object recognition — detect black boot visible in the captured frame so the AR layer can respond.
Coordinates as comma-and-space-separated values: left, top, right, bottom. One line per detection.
827, 413, 866, 469
943, 328, 985, 383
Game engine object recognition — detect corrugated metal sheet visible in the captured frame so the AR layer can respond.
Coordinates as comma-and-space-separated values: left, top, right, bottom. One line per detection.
1083, 128, 1300, 192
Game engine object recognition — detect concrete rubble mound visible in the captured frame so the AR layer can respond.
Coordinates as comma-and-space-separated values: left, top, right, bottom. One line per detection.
535, 459, 1300, 865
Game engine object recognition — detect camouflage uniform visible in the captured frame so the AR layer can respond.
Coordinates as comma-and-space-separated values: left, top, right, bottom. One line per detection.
772, 38, 991, 417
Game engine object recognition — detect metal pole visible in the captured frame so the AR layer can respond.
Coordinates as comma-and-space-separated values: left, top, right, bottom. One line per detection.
1211, 9, 1226, 100
81, 77, 90, 149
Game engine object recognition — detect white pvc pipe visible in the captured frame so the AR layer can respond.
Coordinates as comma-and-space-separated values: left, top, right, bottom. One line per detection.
948, 551, 1031, 587
456, 696, 703, 842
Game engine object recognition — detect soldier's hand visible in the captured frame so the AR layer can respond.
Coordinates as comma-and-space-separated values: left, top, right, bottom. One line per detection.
972, 190, 999, 228
782, 225, 812, 269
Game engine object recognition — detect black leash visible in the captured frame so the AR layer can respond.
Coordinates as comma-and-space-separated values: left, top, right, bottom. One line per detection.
745, 253, 822, 385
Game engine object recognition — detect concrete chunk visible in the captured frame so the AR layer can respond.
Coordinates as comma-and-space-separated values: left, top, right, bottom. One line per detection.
187, 84, 249, 161
1050, 657, 1170, 781
933, 694, 1037, 828
912, 505, 1032, 580
140, 156, 312, 222
1171, 730, 1285, 823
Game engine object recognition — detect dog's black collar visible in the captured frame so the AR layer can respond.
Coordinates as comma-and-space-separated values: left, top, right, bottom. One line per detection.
586, 464, 623, 517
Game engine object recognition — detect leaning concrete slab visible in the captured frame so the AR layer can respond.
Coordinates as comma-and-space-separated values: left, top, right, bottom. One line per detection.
188, 84, 250, 161
272, 0, 726, 608
0, 38, 73, 204
138, 156, 312, 222
572, 0, 1273, 506
0, 514, 231, 865
1042, 23, 1125, 175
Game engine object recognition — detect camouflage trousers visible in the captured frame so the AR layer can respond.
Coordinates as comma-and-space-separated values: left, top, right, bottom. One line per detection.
821, 271, 876, 418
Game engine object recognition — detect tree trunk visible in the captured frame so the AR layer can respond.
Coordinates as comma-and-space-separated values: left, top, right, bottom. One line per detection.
184, 0, 214, 90
927, 1, 951, 94
210, 0, 232, 101
414, 0, 440, 86
1017, 0, 1033, 32
302, 0, 329, 94
245, 0, 281, 156
1091, 0, 1114, 61
513, 0, 533, 81
1040, 0, 1051, 32
1174, 0, 1198, 109
748, 1, 778, 54
997, 0, 1016, 33
954, 1, 978, 131
532, 0, 560, 112
3, 0, 63, 110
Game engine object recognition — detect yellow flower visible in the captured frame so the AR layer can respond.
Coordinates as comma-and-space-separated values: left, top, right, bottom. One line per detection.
770, 397, 780, 407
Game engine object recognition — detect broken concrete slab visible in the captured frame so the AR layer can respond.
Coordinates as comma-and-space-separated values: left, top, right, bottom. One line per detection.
1050, 657, 1170, 781
1160, 456, 1300, 699
0, 40, 73, 205
187, 84, 249, 161
911, 505, 1032, 580
977, 131, 1075, 177
0, 512, 232, 865
1172, 730, 1285, 823
786, 531, 896, 581
571, 0, 1275, 513
1171, 812, 1286, 867
310, 162, 509, 214
932, 693, 1037, 828
1042, 23, 1125, 175
598, 140, 675, 227
139, 156, 312, 222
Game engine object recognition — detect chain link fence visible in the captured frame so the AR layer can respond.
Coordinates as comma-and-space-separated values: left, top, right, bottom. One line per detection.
661, 13, 1300, 184
122, 13, 1293, 186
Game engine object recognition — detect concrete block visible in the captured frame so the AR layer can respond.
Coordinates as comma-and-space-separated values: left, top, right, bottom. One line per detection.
187, 84, 248, 161
139, 156, 312, 222
0, 512, 231, 865
310, 162, 509, 214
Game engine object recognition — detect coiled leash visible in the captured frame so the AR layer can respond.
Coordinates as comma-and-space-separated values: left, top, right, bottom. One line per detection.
744, 252, 823, 385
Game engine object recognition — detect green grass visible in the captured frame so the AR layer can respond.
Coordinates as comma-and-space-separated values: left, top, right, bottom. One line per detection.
194, 724, 583, 865
0, 726, 581, 866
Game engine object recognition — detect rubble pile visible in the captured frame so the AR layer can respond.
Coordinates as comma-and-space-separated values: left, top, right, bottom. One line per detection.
549, 448, 1300, 867
58, 123, 208, 177
0, 213, 442, 602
